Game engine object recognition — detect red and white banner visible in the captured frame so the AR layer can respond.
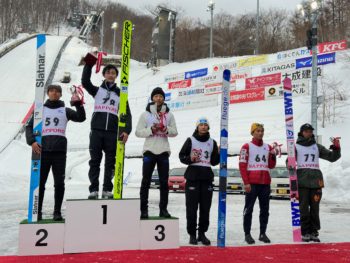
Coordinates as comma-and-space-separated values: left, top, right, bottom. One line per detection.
245, 73, 281, 89
230, 88, 265, 104
317, 40, 347, 54
168, 79, 192, 90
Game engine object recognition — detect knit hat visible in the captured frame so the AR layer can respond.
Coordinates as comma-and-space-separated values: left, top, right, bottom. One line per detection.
196, 117, 210, 128
151, 87, 165, 100
299, 123, 314, 133
251, 123, 264, 135
47, 84, 62, 94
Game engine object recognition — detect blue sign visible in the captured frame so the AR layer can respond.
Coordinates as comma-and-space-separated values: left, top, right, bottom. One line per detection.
296, 52, 336, 69
184, 68, 208, 79
165, 92, 171, 101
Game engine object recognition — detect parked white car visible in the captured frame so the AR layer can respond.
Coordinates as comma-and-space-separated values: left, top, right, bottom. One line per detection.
270, 167, 290, 199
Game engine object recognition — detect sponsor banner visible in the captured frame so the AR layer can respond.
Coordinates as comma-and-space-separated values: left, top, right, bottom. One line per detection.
317, 40, 347, 54
164, 72, 184, 83
277, 47, 311, 60
237, 55, 268, 68
260, 61, 296, 75
282, 67, 322, 81
205, 80, 236, 88
296, 52, 336, 69
205, 86, 222, 95
194, 74, 220, 86
178, 87, 205, 97
168, 79, 192, 89
165, 92, 171, 101
204, 82, 236, 96
230, 88, 265, 104
213, 61, 238, 72
184, 68, 208, 79
168, 95, 218, 111
245, 73, 281, 89
265, 81, 309, 100
231, 68, 252, 80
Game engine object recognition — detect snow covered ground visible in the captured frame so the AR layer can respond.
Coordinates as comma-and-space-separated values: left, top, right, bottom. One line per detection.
0, 36, 349, 255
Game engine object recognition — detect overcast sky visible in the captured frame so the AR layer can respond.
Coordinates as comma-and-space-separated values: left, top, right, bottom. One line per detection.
112, 0, 302, 20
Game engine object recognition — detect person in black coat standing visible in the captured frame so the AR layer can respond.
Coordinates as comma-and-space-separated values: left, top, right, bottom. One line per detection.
82, 55, 132, 199
179, 117, 220, 245
26, 84, 86, 221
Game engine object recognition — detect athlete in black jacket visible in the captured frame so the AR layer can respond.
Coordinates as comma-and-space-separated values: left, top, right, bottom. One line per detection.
81, 58, 132, 199
179, 117, 220, 246
26, 84, 86, 221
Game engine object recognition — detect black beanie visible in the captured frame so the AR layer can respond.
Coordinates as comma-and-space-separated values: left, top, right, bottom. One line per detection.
151, 87, 165, 100
299, 123, 314, 133
47, 84, 62, 94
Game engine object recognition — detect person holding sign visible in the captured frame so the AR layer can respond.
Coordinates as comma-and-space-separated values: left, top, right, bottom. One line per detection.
179, 117, 220, 246
26, 84, 86, 221
239, 123, 277, 244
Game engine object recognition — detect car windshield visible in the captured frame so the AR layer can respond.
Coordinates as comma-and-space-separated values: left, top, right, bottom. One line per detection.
270, 167, 289, 178
170, 168, 186, 176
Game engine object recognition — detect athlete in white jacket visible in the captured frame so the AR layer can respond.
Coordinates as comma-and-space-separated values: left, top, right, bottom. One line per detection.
135, 87, 178, 219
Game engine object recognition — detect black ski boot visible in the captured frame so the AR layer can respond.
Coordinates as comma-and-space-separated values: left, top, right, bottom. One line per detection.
259, 233, 271, 243
197, 232, 211, 246
310, 232, 320, 242
53, 211, 63, 221
245, 233, 255, 244
159, 209, 171, 218
302, 234, 311, 242
189, 235, 198, 245
140, 210, 149, 219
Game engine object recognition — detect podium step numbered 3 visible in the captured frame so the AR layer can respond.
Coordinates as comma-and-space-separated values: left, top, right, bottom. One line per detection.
18, 199, 179, 256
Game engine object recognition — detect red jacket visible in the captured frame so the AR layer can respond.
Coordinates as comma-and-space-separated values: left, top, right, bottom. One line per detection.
239, 138, 276, 185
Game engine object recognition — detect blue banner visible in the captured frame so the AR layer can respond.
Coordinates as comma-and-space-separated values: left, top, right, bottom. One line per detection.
296, 52, 336, 69
184, 68, 208, 79
165, 92, 171, 101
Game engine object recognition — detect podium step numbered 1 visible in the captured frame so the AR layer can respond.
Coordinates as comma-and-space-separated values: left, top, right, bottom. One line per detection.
18, 199, 179, 256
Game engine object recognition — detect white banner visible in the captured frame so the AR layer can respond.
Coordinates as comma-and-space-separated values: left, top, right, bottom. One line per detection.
164, 72, 184, 83
276, 47, 311, 61
178, 87, 205, 97
194, 74, 220, 86
265, 80, 310, 100
168, 95, 218, 111
260, 61, 296, 75
212, 61, 238, 73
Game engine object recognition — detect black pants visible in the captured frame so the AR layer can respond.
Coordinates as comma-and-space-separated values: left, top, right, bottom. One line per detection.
243, 184, 270, 235
185, 180, 213, 235
88, 129, 117, 192
39, 152, 66, 214
140, 151, 169, 212
299, 187, 322, 235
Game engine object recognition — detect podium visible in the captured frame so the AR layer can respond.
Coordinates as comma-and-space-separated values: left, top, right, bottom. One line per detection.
64, 199, 140, 253
140, 217, 179, 250
18, 199, 179, 255
18, 220, 65, 256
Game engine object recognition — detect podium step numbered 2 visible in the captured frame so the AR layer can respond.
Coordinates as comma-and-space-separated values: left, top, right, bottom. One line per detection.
18, 199, 179, 255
